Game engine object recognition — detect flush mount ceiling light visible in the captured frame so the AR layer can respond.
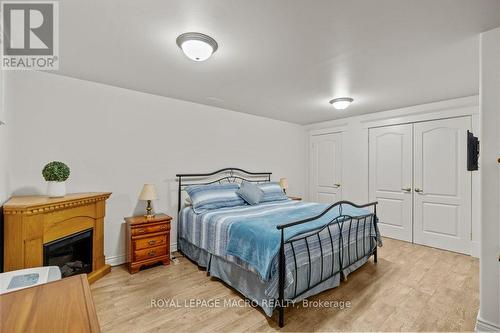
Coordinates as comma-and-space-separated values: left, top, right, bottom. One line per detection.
329, 97, 354, 110
176, 32, 218, 62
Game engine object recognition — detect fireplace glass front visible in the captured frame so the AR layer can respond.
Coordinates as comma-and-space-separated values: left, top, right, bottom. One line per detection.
43, 229, 93, 278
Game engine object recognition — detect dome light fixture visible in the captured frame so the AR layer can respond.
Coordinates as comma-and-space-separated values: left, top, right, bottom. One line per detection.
329, 97, 354, 110
176, 32, 218, 62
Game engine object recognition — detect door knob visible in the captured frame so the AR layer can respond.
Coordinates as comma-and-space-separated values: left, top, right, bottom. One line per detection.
415, 188, 423, 193
402, 187, 412, 192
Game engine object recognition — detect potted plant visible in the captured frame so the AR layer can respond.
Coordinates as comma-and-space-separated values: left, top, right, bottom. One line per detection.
42, 161, 70, 197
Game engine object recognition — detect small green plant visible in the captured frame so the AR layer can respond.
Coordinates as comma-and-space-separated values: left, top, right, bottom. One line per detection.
42, 161, 70, 182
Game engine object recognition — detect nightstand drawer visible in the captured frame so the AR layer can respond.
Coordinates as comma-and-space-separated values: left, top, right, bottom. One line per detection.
132, 223, 170, 236
134, 234, 167, 250
134, 245, 167, 262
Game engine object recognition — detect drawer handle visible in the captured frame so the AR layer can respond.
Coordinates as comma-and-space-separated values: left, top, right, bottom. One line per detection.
148, 250, 156, 256
137, 228, 146, 233
160, 225, 167, 230
148, 240, 157, 245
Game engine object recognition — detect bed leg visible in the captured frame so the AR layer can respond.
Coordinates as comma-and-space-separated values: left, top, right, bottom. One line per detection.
207, 254, 213, 276
279, 306, 284, 327
373, 205, 378, 264
278, 230, 285, 328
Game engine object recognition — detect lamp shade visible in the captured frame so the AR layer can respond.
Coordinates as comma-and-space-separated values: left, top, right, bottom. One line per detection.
139, 184, 158, 201
279, 178, 289, 190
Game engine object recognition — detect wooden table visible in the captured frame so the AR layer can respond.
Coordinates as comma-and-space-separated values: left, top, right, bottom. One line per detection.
0, 274, 101, 333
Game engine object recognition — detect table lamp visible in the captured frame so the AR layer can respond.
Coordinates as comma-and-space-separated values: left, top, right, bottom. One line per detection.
279, 178, 289, 194
139, 184, 158, 217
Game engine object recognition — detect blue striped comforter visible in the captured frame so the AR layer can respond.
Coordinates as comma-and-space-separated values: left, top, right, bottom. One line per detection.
179, 200, 380, 285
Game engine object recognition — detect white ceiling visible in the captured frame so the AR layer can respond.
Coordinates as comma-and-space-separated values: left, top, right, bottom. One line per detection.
55, 0, 500, 124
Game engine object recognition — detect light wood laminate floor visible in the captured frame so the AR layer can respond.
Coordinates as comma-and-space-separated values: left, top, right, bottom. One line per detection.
91, 238, 479, 332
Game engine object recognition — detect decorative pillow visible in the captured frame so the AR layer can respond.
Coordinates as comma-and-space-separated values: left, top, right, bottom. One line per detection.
185, 183, 246, 213
257, 182, 289, 203
236, 181, 264, 205
185, 197, 192, 206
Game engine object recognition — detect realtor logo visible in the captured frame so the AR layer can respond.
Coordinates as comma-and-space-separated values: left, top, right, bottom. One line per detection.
1, 1, 59, 70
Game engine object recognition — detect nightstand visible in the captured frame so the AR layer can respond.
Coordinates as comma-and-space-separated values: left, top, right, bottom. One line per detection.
125, 214, 171, 274
288, 196, 302, 201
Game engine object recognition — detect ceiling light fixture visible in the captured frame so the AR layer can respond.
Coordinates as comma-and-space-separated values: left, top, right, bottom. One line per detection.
329, 97, 354, 110
176, 32, 218, 62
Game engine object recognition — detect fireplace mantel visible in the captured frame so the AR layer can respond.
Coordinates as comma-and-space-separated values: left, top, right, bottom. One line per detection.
3, 192, 112, 283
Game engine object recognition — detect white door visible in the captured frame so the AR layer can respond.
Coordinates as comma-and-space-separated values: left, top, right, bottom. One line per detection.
413, 117, 471, 254
310, 133, 342, 203
369, 124, 413, 242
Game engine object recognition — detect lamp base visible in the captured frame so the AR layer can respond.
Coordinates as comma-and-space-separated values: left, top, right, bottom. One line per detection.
145, 200, 154, 218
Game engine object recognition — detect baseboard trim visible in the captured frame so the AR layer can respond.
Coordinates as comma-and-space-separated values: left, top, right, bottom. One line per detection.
105, 254, 126, 266
172, 242, 178, 252
476, 315, 500, 332
105, 242, 178, 267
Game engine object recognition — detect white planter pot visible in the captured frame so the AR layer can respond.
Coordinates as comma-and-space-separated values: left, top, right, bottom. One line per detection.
47, 181, 66, 197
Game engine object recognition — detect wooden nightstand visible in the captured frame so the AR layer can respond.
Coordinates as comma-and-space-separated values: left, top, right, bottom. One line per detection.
288, 196, 302, 201
125, 214, 171, 274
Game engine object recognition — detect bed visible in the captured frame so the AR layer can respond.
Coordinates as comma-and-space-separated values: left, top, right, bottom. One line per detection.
176, 168, 381, 327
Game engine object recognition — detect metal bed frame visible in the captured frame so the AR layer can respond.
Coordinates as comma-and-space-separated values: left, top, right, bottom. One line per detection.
276, 200, 378, 327
176, 168, 378, 327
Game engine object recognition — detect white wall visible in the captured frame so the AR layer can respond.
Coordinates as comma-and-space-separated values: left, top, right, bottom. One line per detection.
4, 71, 306, 265
477, 26, 500, 332
305, 96, 481, 257
0, 69, 7, 204
0, 125, 7, 204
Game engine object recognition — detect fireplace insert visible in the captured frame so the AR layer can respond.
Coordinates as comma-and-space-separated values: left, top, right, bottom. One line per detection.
43, 229, 93, 278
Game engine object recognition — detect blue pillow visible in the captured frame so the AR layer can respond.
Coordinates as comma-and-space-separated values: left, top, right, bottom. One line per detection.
257, 182, 289, 203
236, 181, 264, 205
186, 183, 246, 214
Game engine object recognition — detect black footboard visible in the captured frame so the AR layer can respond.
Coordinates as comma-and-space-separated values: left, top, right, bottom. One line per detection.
276, 200, 378, 327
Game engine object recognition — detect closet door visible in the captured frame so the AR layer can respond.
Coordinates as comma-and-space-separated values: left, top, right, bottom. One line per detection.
310, 133, 342, 203
369, 124, 413, 242
413, 117, 471, 254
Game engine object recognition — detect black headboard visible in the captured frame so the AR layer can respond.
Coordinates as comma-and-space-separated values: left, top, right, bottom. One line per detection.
175, 167, 272, 213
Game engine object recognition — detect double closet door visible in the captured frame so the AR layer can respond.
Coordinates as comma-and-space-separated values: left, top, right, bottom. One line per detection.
369, 117, 471, 254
